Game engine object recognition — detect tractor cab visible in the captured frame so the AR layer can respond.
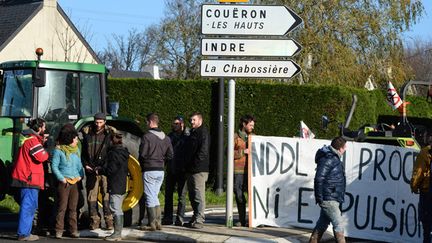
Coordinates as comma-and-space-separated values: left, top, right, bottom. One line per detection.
0, 49, 108, 168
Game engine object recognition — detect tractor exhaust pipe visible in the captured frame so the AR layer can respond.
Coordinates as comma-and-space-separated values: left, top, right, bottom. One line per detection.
344, 94, 357, 129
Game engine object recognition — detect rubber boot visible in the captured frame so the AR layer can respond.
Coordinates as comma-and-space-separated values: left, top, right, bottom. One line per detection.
334, 231, 346, 243
155, 206, 162, 230
103, 200, 114, 230
105, 215, 114, 230
308, 229, 324, 243
139, 207, 156, 231
105, 215, 123, 241
88, 201, 100, 230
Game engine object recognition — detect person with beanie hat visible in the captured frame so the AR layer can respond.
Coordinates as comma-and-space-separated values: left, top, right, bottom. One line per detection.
81, 112, 116, 230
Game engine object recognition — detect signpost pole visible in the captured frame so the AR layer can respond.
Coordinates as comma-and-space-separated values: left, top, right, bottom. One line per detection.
216, 78, 224, 195
226, 79, 235, 228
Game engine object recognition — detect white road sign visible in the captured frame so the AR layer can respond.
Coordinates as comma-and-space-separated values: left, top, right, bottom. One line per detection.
201, 38, 302, 57
201, 4, 302, 36
201, 59, 301, 78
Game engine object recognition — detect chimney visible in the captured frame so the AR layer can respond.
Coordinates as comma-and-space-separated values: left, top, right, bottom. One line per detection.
44, 0, 56, 8
143, 65, 160, 80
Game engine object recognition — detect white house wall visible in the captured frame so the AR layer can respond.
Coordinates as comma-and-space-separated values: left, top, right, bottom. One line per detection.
0, 4, 97, 63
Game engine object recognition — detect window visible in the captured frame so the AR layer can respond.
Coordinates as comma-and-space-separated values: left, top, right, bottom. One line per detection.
0, 70, 33, 117
37, 70, 78, 124
80, 73, 101, 117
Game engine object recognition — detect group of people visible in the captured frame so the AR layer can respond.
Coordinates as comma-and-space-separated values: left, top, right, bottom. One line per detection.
11, 113, 129, 241
8, 111, 347, 243
139, 112, 211, 230
9, 111, 220, 241
20, 111, 432, 243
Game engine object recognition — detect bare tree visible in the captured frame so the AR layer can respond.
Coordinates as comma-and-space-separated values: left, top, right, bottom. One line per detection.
138, 25, 160, 71
54, 20, 93, 63
148, 0, 202, 79
404, 38, 432, 81
99, 29, 143, 71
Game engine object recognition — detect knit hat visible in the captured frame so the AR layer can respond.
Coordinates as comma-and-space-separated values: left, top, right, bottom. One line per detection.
94, 112, 106, 120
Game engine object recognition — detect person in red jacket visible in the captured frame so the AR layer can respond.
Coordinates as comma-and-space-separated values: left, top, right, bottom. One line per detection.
11, 118, 49, 241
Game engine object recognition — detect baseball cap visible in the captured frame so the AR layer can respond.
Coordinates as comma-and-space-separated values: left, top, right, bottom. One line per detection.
174, 115, 184, 122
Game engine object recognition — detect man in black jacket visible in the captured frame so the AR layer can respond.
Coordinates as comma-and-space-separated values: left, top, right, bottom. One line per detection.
183, 112, 209, 229
162, 115, 189, 226
309, 136, 347, 243
138, 113, 173, 231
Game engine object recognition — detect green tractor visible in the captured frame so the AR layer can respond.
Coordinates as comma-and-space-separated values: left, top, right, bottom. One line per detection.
0, 48, 143, 226
323, 90, 429, 151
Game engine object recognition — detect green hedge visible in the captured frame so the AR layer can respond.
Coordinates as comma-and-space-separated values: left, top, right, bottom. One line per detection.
107, 78, 432, 139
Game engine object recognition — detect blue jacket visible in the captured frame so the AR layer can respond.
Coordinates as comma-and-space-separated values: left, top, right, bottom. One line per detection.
52, 148, 84, 182
314, 145, 346, 204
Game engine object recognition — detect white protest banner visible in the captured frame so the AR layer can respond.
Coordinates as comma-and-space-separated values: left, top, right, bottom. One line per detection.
249, 136, 420, 243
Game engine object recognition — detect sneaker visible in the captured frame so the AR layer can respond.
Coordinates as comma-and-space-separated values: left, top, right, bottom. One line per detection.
185, 221, 204, 229
55, 232, 62, 239
70, 232, 80, 238
18, 234, 39, 241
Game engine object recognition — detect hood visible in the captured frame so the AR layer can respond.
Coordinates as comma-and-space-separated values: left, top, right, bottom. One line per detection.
315, 145, 338, 164
22, 128, 38, 136
110, 144, 129, 156
149, 129, 166, 140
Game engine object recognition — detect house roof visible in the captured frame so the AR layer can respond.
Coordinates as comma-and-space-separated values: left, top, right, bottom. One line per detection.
0, 0, 100, 63
109, 69, 153, 79
0, 0, 42, 51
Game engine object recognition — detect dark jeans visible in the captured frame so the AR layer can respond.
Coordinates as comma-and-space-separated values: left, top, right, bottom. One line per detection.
419, 192, 432, 243
163, 171, 186, 223
234, 174, 247, 225
55, 182, 79, 234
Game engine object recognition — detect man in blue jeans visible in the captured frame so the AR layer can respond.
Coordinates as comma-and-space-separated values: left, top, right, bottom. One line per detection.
309, 136, 347, 243
138, 113, 173, 231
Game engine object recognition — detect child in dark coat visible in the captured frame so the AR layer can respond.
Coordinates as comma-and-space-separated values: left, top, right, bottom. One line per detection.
97, 133, 129, 241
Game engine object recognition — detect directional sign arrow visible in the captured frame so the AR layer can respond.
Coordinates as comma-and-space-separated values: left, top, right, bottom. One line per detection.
201, 59, 301, 78
201, 4, 302, 36
201, 38, 302, 57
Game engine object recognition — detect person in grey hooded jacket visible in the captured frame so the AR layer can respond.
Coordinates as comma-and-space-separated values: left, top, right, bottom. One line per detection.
309, 136, 347, 243
138, 113, 173, 231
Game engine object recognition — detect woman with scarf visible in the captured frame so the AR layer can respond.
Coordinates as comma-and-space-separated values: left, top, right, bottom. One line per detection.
51, 124, 84, 239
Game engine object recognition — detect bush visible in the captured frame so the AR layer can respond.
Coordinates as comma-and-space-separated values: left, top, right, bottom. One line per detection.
108, 78, 432, 139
